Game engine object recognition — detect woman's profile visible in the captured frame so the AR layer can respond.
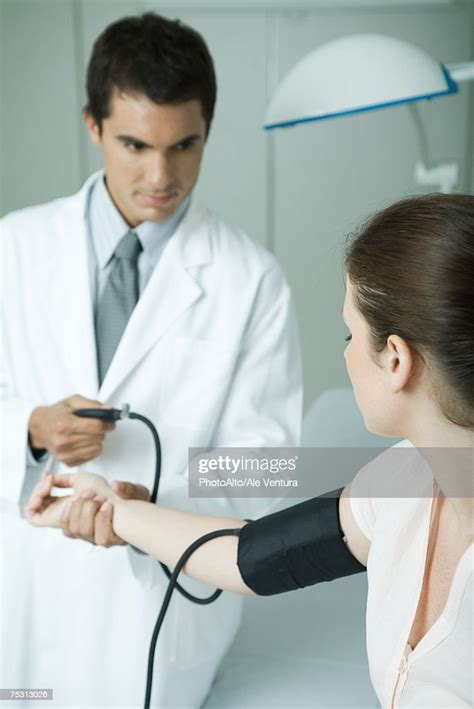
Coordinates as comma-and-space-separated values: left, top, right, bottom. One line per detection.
26, 193, 473, 707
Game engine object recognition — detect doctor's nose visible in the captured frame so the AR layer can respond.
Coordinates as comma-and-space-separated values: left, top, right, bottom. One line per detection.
145, 154, 174, 191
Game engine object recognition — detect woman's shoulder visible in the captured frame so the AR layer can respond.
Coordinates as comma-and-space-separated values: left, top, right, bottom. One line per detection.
348, 441, 433, 541
351, 439, 433, 497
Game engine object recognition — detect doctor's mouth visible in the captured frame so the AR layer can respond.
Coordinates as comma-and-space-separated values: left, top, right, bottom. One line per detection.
137, 191, 179, 207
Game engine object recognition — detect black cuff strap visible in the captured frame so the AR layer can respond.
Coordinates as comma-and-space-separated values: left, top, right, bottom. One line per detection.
237, 487, 366, 596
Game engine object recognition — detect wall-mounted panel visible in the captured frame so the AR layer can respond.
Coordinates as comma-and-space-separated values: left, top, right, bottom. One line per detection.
0, 0, 81, 214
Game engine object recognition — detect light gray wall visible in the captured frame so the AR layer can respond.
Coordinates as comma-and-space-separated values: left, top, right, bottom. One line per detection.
2, 0, 473, 408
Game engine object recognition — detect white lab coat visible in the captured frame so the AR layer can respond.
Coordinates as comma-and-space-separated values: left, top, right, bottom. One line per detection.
0, 173, 302, 708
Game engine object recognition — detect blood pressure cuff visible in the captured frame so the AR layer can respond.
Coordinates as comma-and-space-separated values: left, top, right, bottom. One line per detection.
237, 487, 366, 595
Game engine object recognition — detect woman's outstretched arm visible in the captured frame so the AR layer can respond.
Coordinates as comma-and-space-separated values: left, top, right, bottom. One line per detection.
110, 497, 251, 593
26, 472, 253, 595
26, 472, 370, 595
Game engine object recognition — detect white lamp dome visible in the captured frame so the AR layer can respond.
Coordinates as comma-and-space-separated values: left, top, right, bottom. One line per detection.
265, 34, 457, 130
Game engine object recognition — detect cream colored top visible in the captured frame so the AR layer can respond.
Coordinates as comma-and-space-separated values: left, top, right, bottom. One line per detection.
350, 442, 473, 708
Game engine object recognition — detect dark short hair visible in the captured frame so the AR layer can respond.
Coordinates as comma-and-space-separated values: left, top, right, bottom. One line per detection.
345, 193, 474, 428
85, 12, 216, 134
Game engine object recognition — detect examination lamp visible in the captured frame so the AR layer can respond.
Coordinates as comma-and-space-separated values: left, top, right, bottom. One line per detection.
264, 34, 474, 192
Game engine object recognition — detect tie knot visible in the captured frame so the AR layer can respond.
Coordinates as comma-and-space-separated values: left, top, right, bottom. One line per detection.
115, 231, 142, 260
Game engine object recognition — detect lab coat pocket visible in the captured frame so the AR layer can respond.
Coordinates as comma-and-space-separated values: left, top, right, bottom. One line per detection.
161, 335, 238, 430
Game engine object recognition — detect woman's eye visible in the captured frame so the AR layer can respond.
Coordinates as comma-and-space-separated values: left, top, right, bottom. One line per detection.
126, 142, 143, 152
345, 334, 352, 342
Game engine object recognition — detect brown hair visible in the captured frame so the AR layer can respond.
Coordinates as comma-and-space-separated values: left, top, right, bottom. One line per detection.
85, 13, 216, 135
345, 194, 474, 427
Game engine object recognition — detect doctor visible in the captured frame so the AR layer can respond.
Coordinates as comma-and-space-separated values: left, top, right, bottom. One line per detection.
0, 12, 302, 708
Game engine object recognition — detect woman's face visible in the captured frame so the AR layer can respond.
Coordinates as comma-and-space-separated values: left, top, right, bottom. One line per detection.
343, 277, 398, 437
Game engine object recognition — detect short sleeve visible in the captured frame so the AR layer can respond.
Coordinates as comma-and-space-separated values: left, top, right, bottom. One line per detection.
348, 460, 377, 542
348, 440, 414, 542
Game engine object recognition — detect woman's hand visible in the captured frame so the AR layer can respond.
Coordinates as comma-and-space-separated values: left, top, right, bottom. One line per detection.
25, 474, 73, 528
24, 472, 116, 529
53, 471, 116, 499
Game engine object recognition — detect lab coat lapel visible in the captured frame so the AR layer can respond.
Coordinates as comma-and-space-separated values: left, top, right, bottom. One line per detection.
98, 203, 211, 401
45, 178, 99, 396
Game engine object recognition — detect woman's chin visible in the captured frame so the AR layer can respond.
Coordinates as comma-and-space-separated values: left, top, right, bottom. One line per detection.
363, 416, 396, 440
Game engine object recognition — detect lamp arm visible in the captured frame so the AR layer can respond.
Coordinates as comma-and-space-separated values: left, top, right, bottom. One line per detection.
408, 104, 459, 194
407, 104, 432, 169
446, 61, 474, 84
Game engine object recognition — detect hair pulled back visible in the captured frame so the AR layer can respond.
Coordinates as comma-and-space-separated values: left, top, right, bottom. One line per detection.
345, 194, 474, 428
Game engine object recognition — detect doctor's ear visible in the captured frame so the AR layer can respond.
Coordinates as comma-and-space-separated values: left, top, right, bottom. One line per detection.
383, 335, 419, 394
83, 109, 102, 147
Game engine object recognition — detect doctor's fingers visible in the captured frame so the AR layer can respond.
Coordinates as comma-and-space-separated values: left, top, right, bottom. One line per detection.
62, 498, 101, 543
55, 438, 105, 467
64, 394, 115, 429
58, 414, 115, 436
94, 506, 126, 548
61, 448, 105, 468
112, 481, 150, 501
70, 415, 115, 434
47, 429, 108, 464
57, 430, 105, 445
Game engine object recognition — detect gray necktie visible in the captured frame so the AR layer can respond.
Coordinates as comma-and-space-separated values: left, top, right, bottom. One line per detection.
95, 231, 142, 385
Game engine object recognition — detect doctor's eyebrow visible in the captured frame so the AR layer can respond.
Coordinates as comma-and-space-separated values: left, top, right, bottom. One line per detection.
116, 135, 152, 149
116, 133, 202, 149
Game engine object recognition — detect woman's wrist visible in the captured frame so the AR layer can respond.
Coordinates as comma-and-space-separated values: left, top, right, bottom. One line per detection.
106, 489, 122, 504
110, 494, 125, 507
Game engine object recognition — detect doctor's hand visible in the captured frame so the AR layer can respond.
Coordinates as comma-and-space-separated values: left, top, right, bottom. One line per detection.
55, 474, 149, 548
28, 395, 115, 467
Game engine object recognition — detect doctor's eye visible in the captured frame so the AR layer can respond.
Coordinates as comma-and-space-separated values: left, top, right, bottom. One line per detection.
345, 334, 352, 342
124, 140, 146, 153
172, 138, 199, 152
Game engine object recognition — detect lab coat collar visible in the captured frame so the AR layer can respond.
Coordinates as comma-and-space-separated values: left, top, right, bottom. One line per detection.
84, 171, 212, 268
45, 174, 100, 398
46, 172, 213, 400
89, 175, 191, 271
98, 193, 214, 399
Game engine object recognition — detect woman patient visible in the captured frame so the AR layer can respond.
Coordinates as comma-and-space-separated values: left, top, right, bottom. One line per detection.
26, 193, 473, 707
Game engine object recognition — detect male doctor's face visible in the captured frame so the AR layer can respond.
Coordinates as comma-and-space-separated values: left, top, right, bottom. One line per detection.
85, 92, 207, 227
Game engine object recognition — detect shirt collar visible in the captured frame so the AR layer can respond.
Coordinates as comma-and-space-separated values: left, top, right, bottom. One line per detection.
89, 176, 190, 270
135, 195, 190, 267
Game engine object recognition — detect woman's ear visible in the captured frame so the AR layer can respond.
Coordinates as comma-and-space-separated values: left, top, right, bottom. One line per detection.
384, 335, 416, 394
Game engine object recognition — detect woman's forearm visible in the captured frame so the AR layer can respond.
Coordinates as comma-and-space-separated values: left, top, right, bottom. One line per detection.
112, 498, 253, 594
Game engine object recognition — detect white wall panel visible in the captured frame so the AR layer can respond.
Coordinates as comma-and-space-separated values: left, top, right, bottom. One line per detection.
0, 0, 81, 213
